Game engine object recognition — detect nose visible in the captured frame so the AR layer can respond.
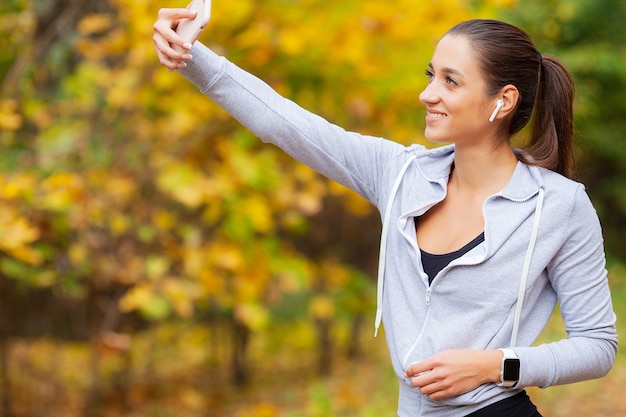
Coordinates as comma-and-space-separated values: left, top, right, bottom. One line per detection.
419, 81, 440, 106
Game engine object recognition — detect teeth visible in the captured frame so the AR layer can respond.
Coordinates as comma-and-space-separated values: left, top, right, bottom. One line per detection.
428, 112, 446, 118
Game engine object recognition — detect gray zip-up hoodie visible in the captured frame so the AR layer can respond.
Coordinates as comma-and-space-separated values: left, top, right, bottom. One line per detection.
179, 43, 617, 416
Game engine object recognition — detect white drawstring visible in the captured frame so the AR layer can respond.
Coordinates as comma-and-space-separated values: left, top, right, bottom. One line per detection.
374, 156, 416, 337
510, 187, 545, 346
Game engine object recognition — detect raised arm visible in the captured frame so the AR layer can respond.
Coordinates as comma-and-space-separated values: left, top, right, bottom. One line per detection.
152, 8, 413, 206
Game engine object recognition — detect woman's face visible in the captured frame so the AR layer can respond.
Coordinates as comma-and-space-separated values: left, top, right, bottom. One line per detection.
419, 34, 495, 145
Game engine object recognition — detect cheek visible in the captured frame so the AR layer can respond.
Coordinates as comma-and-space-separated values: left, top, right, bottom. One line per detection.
452, 100, 486, 121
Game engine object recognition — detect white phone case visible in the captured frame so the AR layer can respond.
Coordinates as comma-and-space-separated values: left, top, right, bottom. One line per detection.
175, 0, 212, 47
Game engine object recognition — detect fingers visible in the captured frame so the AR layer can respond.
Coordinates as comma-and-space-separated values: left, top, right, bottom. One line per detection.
153, 36, 192, 70
405, 367, 436, 391
404, 350, 493, 401
157, 6, 198, 22
407, 369, 454, 400
153, 8, 197, 70
405, 361, 440, 398
404, 358, 433, 379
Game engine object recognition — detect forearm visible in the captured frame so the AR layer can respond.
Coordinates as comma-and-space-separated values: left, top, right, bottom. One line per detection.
404, 349, 505, 400
515, 335, 617, 388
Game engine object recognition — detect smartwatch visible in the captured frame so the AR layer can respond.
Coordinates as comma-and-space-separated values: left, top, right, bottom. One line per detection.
497, 348, 520, 387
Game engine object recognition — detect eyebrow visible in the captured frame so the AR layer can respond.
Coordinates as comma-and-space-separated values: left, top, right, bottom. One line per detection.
428, 62, 466, 79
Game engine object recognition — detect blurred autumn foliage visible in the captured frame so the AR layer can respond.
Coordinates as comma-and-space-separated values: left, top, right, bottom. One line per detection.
0, 0, 625, 416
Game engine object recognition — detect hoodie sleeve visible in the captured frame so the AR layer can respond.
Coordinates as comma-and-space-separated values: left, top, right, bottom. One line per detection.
516, 184, 618, 388
178, 42, 409, 206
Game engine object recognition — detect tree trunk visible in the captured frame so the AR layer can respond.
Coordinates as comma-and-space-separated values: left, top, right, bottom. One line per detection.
81, 291, 123, 417
0, 274, 12, 417
231, 321, 250, 386
0, 336, 9, 417
347, 313, 364, 359
316, 318, 332, 376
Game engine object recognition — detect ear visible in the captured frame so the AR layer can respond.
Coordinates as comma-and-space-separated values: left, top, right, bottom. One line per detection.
493, 85, 519, 120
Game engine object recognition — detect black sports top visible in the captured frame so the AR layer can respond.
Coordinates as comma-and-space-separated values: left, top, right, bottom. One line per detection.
419, 230, 485, 285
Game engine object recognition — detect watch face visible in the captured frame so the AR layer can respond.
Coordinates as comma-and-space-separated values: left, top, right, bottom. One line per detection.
503, 358, 521, 380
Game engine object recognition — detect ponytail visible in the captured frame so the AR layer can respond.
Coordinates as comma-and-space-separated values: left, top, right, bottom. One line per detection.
523, 56, 576, 179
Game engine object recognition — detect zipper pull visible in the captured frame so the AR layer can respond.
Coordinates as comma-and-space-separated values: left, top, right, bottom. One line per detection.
426, 287, 432, 305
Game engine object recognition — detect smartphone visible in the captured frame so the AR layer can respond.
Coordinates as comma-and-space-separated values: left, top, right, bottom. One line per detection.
175, 0, 212, 48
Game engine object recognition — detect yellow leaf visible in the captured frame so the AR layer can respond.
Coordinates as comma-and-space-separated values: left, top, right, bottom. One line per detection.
329, 181, 373, 217
309, 295, 335, 320
35, 271, 56, 287
145, 256, 170, 280
492, 0, 518, 7
40, 173, 84, 211
0, 173, 36, 200
119, 284, 152, 313
153, 209, 176, 231
109, 213, 130, 236
278, 27, 307, 56
157, 163, 219, 208
106, 68, 141, 109
242, 195, 274, 233
295, 192, 322, 216
0, 207, 39, 251
0, 99, 23, 131
234, 403, 279, 417
277, 272, 302, 294
179, 388, 206, 410
69, 244, 88, 266
234, 303, 269, 331
107, 175, 137, 204
321, 259, 353, 287
77, 14, 113, 36
209, 242, 244, 272
6, 245, 43, 266
197, 269, 226, 297
163, 278, 196, 318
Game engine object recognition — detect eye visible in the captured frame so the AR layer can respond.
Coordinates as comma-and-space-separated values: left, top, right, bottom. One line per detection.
445, 76, 458, 86
424, 69, 459, 87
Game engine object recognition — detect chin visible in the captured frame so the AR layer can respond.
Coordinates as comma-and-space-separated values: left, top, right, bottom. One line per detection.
424, 131, 450, 145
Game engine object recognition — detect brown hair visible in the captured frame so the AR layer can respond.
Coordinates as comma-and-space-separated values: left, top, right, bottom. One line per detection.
446, 19, 576, 179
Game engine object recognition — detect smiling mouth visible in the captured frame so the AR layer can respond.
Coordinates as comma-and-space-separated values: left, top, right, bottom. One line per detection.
427, 111, 447, 119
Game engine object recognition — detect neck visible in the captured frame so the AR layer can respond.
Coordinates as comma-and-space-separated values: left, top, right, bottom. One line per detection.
450, 141, 518, 196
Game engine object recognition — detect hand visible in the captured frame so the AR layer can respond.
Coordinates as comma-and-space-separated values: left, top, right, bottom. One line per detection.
153, 8, 197, 71
404, 349, 502, 401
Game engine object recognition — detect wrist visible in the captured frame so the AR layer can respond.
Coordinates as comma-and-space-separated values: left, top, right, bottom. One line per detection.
488, 349, 505, 383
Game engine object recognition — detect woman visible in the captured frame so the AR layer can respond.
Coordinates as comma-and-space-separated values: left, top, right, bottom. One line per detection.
153, 8, 617, 416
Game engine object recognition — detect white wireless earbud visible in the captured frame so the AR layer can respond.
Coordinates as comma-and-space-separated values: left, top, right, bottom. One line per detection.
489, 99, 505, 122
